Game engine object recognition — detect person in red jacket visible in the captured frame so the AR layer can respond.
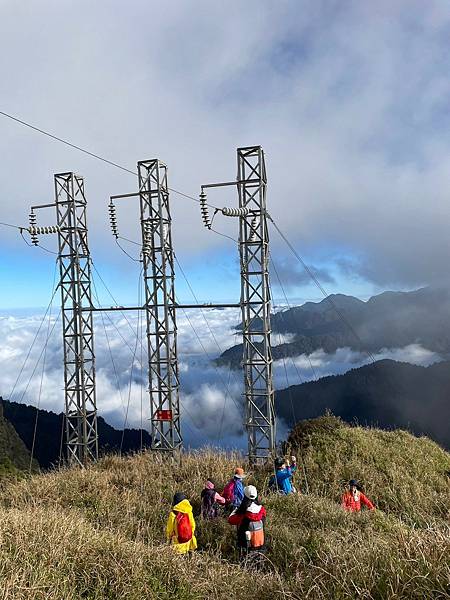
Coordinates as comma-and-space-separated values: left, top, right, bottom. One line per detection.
228, 485, 266, 560
341, 479, 375, 512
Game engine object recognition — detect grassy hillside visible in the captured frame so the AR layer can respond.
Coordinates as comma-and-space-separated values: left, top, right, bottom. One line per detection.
0, 418, 448, 599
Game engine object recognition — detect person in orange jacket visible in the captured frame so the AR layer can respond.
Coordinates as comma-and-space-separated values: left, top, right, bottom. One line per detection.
341, 479, 375, 512
166, 492, 198, 554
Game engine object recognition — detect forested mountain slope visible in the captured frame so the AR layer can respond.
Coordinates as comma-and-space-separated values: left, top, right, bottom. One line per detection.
276, 359, 450, 449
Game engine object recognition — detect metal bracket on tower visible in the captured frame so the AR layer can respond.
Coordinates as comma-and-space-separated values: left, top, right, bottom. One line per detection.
199, 146, 275, 464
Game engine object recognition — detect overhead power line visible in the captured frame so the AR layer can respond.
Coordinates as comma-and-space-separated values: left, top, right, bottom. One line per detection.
0, 110, 240, 245
0, 109, 137, 177
0, 220, 22, 230
0, 109, 215, 209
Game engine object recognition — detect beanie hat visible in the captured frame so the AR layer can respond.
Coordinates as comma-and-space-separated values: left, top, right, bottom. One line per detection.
172, 492, 186, 506
244, 485, 258, 500
349, 479, 358, 488
234, 467, 245, 479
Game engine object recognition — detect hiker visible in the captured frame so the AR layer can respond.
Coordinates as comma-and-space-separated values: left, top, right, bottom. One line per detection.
270, 456, 297, 494
341, 479, 375, 512
222, 467, 245, 508
166, 492, 197, 554
228, 485, 266, 559
201, 477, 226, 519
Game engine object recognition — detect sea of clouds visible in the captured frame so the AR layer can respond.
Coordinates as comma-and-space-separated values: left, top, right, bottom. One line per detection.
0, 306, 442, 449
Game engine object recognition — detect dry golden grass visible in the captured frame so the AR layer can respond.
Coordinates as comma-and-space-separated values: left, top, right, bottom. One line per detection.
0, 418, 448, 599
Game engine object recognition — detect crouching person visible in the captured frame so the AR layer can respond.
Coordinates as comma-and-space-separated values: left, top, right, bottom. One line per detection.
166, 492, 197, 554
228, 485, 266, 564
201, 477, 226, 519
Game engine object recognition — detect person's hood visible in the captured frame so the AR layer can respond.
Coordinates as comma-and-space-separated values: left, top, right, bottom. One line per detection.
247, 502, 264, 515
172, 499, 193, 514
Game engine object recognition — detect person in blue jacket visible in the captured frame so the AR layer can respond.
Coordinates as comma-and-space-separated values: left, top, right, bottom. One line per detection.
273, 456, 297, 494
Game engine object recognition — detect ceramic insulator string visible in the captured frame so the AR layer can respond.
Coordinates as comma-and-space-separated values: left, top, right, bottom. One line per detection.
108, 201, 119, 239
199, 190, 212, 229
221, 206, 250, 217
28, 211, 39, 245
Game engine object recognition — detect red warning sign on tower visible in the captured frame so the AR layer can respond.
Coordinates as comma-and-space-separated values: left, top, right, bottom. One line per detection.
156, 410, 173, 421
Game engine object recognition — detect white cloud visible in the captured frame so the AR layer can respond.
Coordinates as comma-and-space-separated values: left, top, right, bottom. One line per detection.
0, 303, 443, 448
2, 0, 450, 301
273, 344, 441, 387
0, 307, 245, 447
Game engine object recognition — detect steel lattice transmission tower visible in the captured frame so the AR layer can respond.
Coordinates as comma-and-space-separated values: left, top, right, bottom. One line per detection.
27, 172, 98, 466
199, 146, 275, 463
237, 147, 275, 463
139, 160, 182, 451
55, 172, 98, 466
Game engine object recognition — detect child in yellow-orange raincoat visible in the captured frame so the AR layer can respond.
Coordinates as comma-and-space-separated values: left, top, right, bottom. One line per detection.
166, 492, 198, 554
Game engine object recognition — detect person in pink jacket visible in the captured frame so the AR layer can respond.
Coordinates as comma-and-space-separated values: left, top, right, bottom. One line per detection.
200, 477, 226, 519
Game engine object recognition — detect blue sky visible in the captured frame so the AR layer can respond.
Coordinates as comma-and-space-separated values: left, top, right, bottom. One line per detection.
3, 0, 450, 443
2, 1, 450, 310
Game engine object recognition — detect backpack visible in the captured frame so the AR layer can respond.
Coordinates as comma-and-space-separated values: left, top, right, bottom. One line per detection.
175, 512, 192, 543
222, 479, 236, 504
201, 488, 218, 519
247, 519, 264, 548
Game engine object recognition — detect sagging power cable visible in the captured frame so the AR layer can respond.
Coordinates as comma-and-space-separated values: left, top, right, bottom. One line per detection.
270, 258, 318, 381
29, 261, 59, 471
0, 109, 219, 211
268, 215, 376, 364
8, 267, 60, 402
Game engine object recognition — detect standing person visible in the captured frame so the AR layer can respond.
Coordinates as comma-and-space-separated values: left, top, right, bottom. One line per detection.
273, 456, 297, 494
228, 485, 266, 560
341, 479, 375, 512
201, 477, 226, 519
166, 492, 197, 554
222, 467, 245, 509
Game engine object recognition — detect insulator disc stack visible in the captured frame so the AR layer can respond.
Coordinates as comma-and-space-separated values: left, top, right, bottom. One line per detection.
28, 211, 39, 245
221, 206, 250, 217
199, 191, 212, 229
108, 201, 119, 239
249, 215, 259, 241
142, 219, 152, 256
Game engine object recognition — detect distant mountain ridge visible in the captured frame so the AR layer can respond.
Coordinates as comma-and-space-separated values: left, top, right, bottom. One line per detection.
218, 286, 450, 367
0, 398, 151, 469
275, 359, 450, 449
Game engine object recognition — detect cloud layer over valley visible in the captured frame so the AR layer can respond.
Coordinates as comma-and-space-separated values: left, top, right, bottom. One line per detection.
0, 304, 442, 448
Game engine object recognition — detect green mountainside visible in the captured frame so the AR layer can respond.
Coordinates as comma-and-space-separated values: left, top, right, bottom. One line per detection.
275, 358, 450, 450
